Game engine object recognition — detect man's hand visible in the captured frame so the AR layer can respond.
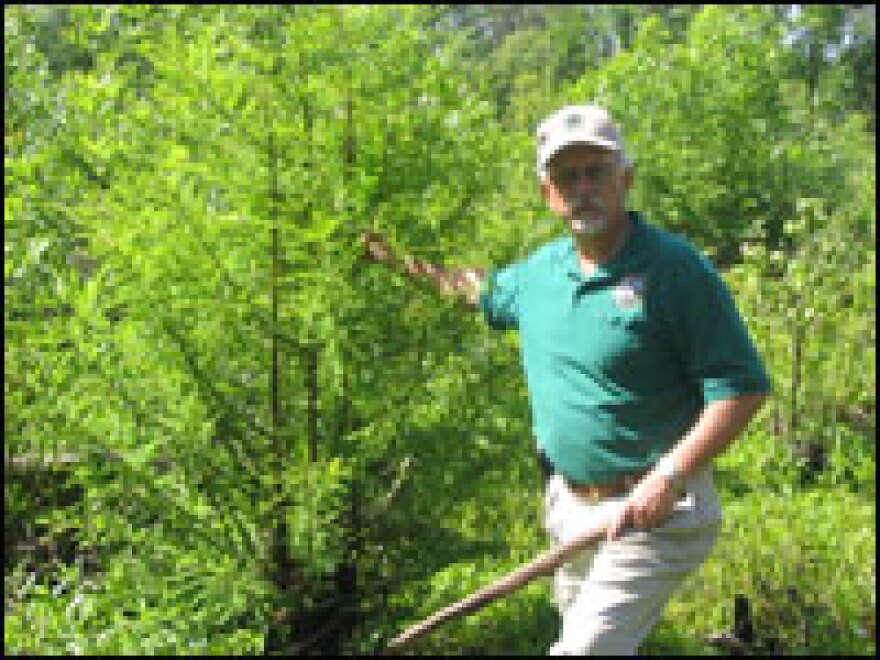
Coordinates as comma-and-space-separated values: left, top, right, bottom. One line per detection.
450, 266, 485, 306
358, 232, 485, 308
605, 471, 679, 541
359, 231, 394, 264
605, 394, 768, 541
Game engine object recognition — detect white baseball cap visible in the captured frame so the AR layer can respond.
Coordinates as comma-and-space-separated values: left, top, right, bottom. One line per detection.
536, 104, 628, 178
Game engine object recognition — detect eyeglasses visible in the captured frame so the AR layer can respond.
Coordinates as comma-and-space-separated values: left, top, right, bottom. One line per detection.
549, 164, 616, 188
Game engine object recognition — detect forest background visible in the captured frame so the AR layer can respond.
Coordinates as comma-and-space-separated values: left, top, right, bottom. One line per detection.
4, 4, 875, 655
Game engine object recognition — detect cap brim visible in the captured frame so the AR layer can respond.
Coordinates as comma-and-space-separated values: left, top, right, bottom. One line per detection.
539, 133, 620, 171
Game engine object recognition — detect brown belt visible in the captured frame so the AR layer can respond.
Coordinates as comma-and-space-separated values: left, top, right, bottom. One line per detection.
563, 467, 652, 503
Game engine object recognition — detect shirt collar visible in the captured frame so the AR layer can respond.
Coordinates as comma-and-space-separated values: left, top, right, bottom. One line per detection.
558, 210, 644, 283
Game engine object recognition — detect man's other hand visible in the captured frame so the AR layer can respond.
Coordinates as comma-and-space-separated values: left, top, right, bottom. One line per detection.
359, 232, 393, 264
605, 472, 678, 541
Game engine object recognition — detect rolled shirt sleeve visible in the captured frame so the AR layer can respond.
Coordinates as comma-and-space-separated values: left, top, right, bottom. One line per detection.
479, 262, 524, 331
663, 248, 772, 404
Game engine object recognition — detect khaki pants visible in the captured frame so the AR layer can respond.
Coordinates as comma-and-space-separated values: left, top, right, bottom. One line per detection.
543, 467, 721, 655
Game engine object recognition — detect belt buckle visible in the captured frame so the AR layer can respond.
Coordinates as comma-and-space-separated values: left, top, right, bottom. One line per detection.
584, 488, 602, 504
570, 481, 603, 504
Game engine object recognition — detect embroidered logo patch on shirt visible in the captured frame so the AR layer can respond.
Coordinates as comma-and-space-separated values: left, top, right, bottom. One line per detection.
612, 275, 646, 310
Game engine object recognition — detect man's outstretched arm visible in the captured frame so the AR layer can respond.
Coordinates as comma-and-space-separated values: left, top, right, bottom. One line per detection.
359, 232, 486, 308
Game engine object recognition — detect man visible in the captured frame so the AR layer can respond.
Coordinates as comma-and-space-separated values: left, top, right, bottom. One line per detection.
361, 104, 770, 655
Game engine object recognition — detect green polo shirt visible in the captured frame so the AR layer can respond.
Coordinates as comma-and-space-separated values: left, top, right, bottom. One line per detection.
480, 211, 771, 485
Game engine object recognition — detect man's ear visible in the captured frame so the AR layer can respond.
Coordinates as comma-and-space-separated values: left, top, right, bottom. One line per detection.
539, 177, 552, 203
623, 165, 634, 193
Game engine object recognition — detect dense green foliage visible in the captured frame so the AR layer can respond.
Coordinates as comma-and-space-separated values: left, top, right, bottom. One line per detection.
5, 4, 875, 655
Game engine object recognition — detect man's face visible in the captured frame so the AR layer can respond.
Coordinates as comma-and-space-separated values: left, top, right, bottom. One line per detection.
540, 144, 633, 237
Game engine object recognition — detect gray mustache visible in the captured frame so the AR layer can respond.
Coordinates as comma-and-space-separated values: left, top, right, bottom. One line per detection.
571, 198, 604, 212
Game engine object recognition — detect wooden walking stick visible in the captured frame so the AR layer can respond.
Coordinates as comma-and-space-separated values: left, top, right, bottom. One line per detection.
386, 520, 615, 651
